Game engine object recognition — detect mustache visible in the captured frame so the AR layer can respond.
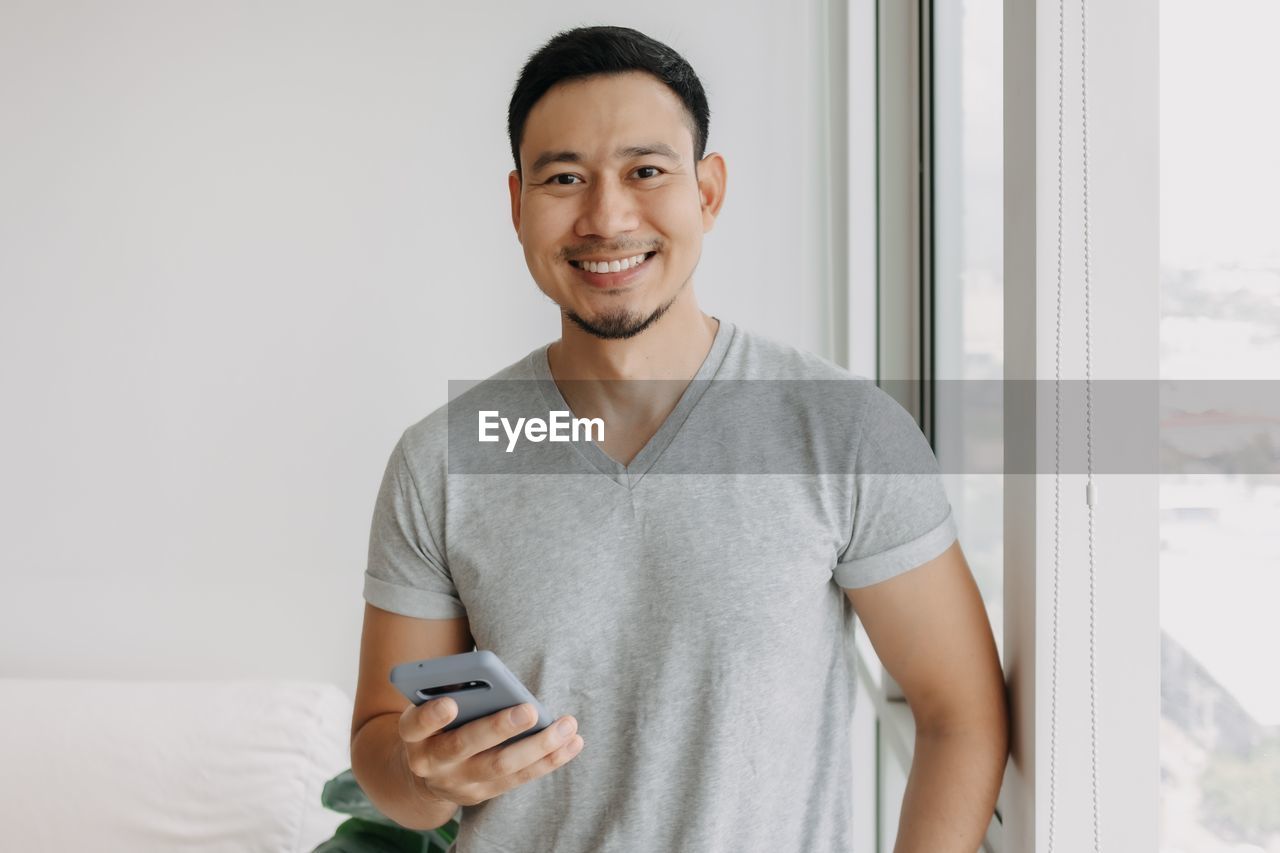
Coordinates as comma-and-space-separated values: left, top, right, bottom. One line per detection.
563, 245, 659, 260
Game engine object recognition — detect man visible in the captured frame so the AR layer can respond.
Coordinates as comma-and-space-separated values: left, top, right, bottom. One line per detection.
350, 25, 1008, 853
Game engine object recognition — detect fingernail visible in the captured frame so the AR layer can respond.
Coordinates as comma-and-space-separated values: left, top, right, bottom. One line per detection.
510, 705, 531, 725
435, 698, 455, 717
556, 718, 574, 736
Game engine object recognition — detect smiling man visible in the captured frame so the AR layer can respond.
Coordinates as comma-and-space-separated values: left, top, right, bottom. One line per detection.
350, 25, 1009, 853
510, 67, 716, 349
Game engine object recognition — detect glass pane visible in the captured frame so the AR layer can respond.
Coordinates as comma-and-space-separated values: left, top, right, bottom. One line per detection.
933, 0, 1004, 662
1159, 2, 1280, 850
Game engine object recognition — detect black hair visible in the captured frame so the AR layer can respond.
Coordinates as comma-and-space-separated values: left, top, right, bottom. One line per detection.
507, 26, 711, 178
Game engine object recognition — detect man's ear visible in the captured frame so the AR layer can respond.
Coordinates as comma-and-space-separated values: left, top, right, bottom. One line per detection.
697, 153, 727, 233
508, 169, 522, 237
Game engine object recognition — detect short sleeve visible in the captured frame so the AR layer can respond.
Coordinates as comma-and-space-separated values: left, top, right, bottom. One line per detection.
833, 384, 957, 589
363, 434, 467, 619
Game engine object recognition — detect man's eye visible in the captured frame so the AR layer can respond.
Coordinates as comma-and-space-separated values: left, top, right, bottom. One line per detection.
547, 167, 663, 186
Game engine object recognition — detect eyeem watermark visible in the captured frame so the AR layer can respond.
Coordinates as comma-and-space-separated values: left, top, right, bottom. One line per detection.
478, 410, 604, 453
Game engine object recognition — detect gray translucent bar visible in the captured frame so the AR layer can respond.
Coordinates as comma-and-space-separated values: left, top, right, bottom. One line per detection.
441, 379, 1280, 475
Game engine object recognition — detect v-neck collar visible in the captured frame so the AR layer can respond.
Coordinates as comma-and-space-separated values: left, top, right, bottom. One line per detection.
529, 317, 736, 489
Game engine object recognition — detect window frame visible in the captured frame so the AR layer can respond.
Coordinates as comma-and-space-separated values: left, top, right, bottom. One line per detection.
835, 0, 1161, 850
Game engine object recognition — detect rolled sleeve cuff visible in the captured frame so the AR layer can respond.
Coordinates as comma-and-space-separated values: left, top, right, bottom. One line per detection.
833, 508, 958, 589
363, 573, 467, 619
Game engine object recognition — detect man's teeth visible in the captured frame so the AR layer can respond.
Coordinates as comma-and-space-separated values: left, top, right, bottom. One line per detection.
573, 253, 652, 274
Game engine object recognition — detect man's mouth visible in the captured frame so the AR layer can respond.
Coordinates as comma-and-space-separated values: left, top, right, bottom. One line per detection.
568, 251, 658, 274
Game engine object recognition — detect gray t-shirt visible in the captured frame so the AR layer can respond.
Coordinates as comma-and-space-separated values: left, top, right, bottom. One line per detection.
363, 318, 957, 852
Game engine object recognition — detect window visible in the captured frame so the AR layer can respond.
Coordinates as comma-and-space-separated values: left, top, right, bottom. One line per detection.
932, 0, 1004, 662
1158, 1, 1280, 850
861, 2, 1006, 849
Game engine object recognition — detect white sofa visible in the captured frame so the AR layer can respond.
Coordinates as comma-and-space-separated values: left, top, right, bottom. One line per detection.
0, 679, 354, 853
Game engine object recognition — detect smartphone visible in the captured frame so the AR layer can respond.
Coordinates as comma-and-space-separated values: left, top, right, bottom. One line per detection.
389, 649, 554, 748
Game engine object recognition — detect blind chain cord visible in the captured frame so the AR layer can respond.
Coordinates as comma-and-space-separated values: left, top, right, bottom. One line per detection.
1050, 0, 1100, 851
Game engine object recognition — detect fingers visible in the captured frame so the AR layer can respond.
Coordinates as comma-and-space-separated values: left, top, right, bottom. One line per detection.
463, 714, 585, 802
491, 721, 585, 787
486, 734, 585, 800
442, 702, 543, 762
399, 697, 457, 744
400, 701, 585, 807
481, 713, 578, 779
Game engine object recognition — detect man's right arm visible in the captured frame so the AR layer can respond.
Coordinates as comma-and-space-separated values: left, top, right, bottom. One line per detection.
351, 711, 461, 830
349, 603, 475, 830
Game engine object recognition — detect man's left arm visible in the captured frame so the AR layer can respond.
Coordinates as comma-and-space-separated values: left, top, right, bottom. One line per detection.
845, 538, 1010, 853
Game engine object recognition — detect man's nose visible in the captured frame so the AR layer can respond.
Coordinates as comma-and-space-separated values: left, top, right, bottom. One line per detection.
576, 176, 639, 238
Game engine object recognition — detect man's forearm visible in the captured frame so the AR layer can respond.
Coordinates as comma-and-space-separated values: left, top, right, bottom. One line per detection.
891, 725, 1008, 852
350, 713, 462, 831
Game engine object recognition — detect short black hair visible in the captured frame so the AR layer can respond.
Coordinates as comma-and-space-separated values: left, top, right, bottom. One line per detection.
507, 26, 711, 178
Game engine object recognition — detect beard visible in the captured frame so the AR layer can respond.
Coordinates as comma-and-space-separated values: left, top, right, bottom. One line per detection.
564, 279, 686, 340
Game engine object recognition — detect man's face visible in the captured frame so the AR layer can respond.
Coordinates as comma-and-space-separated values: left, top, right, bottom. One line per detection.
508, 71, 725, 339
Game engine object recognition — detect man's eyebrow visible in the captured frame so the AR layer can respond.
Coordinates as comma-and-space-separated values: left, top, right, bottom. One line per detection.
529, 142, 682, 175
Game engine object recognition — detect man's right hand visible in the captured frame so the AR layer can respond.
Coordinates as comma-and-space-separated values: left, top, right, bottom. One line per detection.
398, 699, 584, 807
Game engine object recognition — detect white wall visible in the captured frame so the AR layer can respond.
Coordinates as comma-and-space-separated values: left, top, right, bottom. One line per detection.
0, 2, 845, 698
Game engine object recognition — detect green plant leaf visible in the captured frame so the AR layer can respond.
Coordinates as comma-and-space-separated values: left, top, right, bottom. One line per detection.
318, 769, 460, 852
310, 817, 429, 852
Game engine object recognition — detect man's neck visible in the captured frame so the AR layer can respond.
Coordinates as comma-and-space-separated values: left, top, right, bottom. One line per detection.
544, 296, 720, 435
547, 298, 719, 383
